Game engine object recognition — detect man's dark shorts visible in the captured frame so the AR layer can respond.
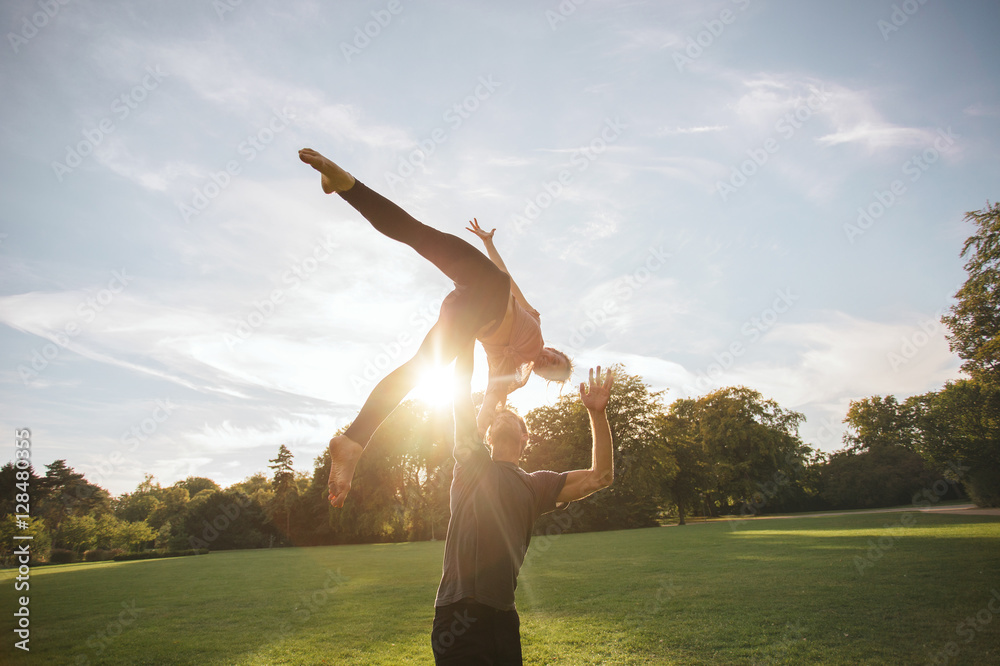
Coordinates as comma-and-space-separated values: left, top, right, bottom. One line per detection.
431, 599, 522, 665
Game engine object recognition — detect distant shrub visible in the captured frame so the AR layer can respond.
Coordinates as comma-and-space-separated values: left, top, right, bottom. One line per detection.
48, 549, 77, 564
83, 549, 124, 562
112, 549, 208, 562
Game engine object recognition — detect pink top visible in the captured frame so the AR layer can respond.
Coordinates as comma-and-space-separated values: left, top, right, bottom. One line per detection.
481, 299, 544, 395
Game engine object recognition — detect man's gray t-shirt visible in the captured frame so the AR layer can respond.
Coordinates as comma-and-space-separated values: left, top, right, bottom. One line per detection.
434, 438, 567, 612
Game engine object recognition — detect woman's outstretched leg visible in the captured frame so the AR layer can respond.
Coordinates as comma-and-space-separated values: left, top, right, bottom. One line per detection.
299, 148, 497, 289
299, 148, 356, 193
299, 148, 510, 505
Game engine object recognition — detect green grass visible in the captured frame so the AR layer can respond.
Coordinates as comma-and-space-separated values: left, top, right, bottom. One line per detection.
2, 512, 999, 665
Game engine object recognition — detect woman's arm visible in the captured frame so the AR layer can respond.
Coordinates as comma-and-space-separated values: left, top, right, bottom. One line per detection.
466, 219, 539, 316
476, 382, 507, 437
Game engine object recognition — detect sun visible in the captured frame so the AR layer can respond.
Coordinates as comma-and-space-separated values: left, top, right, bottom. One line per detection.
410, 362, 456, 407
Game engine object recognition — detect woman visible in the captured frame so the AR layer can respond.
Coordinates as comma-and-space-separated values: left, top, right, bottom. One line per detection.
465, 218, 573, 431
298, 148, 571, 506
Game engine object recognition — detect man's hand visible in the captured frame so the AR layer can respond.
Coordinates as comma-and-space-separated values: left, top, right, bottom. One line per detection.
465, 218, 495, 243
580, 366, 614, 413
557, 366, 616, 503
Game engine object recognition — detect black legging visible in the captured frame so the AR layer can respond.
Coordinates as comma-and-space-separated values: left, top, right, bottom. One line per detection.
340, 181, 510, 447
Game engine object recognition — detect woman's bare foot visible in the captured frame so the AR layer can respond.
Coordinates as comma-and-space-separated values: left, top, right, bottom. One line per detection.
328, 434, 364, 507
298, 148, 356, 194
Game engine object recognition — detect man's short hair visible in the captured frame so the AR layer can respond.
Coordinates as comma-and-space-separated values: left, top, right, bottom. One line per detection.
488, 410, 527, 455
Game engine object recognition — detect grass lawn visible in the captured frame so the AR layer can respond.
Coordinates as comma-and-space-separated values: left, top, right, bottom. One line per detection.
2, 511, 999, 665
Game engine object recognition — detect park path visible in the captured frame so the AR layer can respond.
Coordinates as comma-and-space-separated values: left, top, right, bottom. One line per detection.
727, 503, 1000, 522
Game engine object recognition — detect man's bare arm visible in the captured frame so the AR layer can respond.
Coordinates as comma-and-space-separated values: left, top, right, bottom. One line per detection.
453, 339, 479, 461
558, 367, 615, 503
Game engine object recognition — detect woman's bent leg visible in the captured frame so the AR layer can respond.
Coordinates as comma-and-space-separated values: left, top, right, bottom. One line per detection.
344, 314, 468, 447
343, 356, 425, 446
328, 306, 476, 506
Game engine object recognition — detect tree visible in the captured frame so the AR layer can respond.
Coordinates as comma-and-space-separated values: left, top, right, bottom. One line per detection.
819, 446, 941, 510
655, 401, 708, 525
268, 445, 297, 539
942, 201, 1000, 384
227, 473, 273, 504
115, 474, 162, 523
58, 514, 97, 553
909, 379, 1000, 507
523, 366, 667, 532
0, 463, 44, 517
0, 515, 52, 565
175, 477, 222, 496
114, 519, 155, 552
37, 460, 111, 531
147, 485, 190, 532
684, 387, 807, 515
185, 491, 275, 551
843, 395, 916, 451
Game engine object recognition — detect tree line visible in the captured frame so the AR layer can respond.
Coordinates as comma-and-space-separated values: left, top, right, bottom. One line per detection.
2, 202, 997, 563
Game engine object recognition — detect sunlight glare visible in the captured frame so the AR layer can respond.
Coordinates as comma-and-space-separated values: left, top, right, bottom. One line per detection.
410, 362, 456, 407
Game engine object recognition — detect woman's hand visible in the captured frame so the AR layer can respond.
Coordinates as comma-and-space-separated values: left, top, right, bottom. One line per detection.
466, 218, 495, 242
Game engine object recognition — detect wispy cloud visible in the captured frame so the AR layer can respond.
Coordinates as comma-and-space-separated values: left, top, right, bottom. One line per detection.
656, 125, 729, 136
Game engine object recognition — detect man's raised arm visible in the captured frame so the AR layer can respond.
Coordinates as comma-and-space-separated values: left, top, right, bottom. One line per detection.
557, 367, 615, 503
452, 339, 479, 462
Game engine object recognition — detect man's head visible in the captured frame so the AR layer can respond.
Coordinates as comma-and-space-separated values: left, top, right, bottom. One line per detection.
487, 409, 529, 463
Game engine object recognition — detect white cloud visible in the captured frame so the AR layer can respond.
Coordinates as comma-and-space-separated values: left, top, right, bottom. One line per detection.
656, 125, 729, 136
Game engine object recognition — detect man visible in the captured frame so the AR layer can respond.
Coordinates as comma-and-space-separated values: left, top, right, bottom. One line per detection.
430, 340, 615, 664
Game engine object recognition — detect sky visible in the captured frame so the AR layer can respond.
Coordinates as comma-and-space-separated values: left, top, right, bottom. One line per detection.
1, 0, 998, 497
